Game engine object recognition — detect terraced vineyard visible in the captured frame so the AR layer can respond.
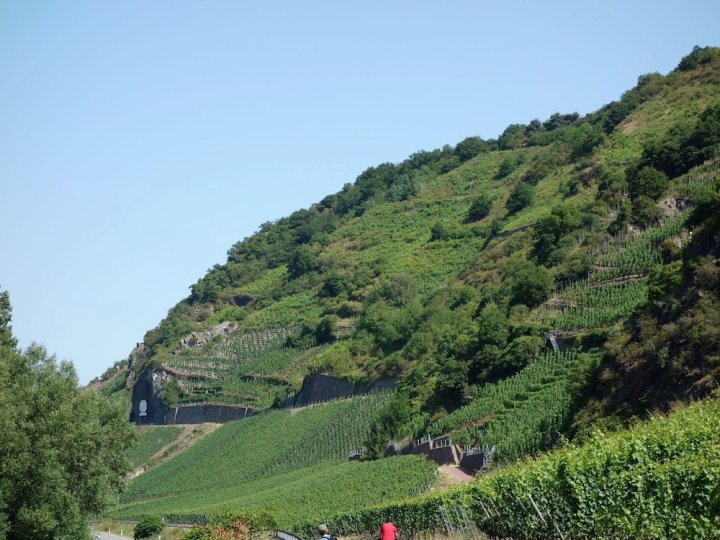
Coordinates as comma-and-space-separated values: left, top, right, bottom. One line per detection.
127, 426, 184, 469
112, 455, 436, 528
120, 391, 395, 503
428, 351, 592, 461
587, 211, 689, 283
541, 279, 649, 331
164, 327, 317, 407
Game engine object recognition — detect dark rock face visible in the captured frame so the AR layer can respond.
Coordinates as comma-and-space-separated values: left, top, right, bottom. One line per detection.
291, 374, 355, 406
130, 368, 255, 425
288, 374, 397, 407
130, 368, 167, 425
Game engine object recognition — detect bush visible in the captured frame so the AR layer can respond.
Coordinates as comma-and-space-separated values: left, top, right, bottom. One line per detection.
466, 194, 494, 222
455, 136, 491, 162
496, 154, 525, 178
628, 166, 669, 200
510, 263, 553, 308
506, 182, 534, 214
134, 515, 164, 539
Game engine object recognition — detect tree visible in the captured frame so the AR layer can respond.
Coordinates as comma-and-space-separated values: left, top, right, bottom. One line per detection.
506, 182, 534, 214
134, 515, 165, 539
315, 316, 339, 345
466, 194, 494, 222
287, 245, 318, 278
455, 136, 490, 162
510, 263, 553, 308
628, 166, 669, 201
0, 292, 135, 539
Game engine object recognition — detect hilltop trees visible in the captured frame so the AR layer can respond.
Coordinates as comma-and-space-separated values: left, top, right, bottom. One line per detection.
0, 289, 134, 540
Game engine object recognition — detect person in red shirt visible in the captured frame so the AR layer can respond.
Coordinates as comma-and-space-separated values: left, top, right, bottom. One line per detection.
380, 520, 397, 540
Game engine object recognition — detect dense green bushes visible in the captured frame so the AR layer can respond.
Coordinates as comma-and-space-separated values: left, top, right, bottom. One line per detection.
305, 398, 720, 539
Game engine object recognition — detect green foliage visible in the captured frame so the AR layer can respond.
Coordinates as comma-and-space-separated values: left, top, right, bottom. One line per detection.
120, 393, 395, 504
322, 399, 720, 540
182, 512, 276, 540
676, 45, 720, 72
315, 315, 339, 345
134, 515, 164, 539
531, 203, 582, 264
364, 391, 413, 459
128, 426, 184, 469
0, 331, 135, 539
509, 262, 553, 308
505, 181, 534, 213
496, 153, 525, 178
590, 72, 666, 133
561, 122, 606, 159
628, 165, 669, 200
476, 303, 508, 349
647, 261, 683, 303
540, 279, 649, 331
455, 136, 492, 162
498, 123, 527, 150
288, 245, 319, 278
0, 289, 16, 350
431, 351, 588, 461
466, 194, 494, 222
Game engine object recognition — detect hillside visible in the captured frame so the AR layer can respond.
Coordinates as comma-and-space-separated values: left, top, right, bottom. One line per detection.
108, 46, 720, 534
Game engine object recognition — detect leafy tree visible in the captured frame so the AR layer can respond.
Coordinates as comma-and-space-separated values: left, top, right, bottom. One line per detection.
430, 220, 455, 241
466, 194, 494, 222
506, 182, 534, 214
628, 166, 669, 201
372, 274, 417, 308
531, 204, 582, 264
676, 45, 719, 72
477, 303, 509, 349
631, 195, 664, 226
455, 136, 490, 162
498, 124, 527, 150
287, 245, 318, 279
496, 154, 525, 179
647, 261, 683, 303
134, 515, 164, 539
562, 122, 606, 159
510, 263, 553, 308
319, 271, 347, 298
315, 316, 339, 345
0, 294, 135, 540
0, 289, 16, 350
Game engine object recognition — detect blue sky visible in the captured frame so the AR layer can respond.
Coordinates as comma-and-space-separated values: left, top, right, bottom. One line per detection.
2, 1, 718, 384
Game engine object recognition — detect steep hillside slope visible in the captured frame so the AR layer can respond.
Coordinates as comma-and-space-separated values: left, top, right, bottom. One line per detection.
102, 46, 720, 536
111, 46, 720, 454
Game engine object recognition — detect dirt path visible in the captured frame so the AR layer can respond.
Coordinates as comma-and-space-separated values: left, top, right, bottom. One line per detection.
437, 464, 474, 485
129, 423, 221, 479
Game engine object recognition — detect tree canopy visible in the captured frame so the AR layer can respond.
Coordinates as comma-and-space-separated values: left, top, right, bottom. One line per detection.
0, 290, 135, 540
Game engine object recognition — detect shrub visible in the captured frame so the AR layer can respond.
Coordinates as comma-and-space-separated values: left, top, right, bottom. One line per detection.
506, 182, 534, 214
134, 515, 164, 539
466, 194, 494, 222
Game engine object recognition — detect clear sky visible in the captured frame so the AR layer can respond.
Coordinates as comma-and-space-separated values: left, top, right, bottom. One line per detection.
2, 1, 718, 384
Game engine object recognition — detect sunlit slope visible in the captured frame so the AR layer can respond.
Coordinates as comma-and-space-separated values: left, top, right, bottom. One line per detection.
112, 455, 436, 527
120, 392, 393, 502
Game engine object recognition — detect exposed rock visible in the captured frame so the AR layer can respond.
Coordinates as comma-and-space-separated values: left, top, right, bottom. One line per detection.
175, 321, 238, 353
